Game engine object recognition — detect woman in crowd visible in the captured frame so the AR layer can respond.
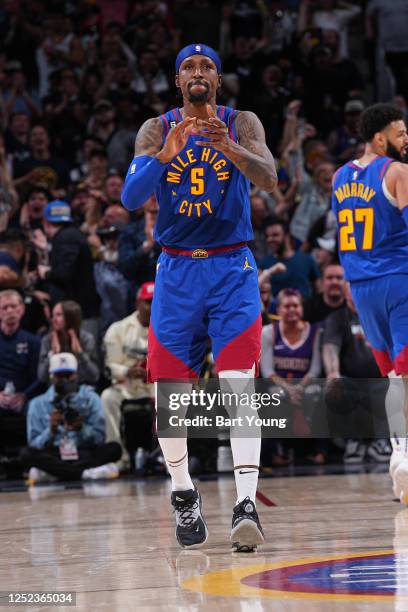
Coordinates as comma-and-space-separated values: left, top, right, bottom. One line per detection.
38, 300, 99, 385
260, 288, 325, 465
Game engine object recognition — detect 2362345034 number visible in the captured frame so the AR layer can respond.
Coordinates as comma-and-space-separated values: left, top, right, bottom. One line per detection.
338, 207, 374, 251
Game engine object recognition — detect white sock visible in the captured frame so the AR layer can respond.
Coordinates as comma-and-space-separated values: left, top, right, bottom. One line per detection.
219, 365, 261, 505
231, 437, 261, 504
155, 382, 194, 491
159, 437, 194, 491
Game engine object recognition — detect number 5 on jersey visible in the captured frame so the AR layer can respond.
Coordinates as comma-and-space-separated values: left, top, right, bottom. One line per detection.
191, 168, 205, 195
338, 207, 374, 251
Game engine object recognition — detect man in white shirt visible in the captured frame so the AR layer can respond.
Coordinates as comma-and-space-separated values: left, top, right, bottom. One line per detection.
101, 282, 155, 470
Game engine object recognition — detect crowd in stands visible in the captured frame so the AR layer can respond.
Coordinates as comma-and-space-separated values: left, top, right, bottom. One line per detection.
0, 0, 405, 480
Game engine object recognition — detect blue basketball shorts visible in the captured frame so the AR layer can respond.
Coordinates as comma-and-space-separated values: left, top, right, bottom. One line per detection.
147, 246, 261, 381
351, 274, 408, 376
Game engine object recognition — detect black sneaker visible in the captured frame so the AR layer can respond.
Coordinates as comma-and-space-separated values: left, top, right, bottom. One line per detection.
231, 496, 265, 552
171, 487, 209, 549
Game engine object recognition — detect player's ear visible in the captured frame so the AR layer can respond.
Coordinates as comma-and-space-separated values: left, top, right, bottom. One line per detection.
217, 74, 222, 90
175, 74, 180, 89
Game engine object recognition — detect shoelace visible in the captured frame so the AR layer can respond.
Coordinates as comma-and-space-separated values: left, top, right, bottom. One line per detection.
174, 498, 199, 527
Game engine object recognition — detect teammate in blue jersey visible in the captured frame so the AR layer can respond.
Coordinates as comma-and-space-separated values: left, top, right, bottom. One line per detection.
122, 44, 277, 550
331, 103, 408, 502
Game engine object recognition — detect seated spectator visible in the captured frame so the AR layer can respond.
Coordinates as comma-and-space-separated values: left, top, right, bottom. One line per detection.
82, 150, 109, 191
22, 352, 121, 483
102, 282, 155, 471
0, 289, 41, 455
104, 173, 124, 207
38, 301, 99, 386
260, 288, 324, 465
303, 264, 346, 324
37, 200, 100, 323
258, 220, 320, 299
322, 284, 391, 464
94, 224, 131, 335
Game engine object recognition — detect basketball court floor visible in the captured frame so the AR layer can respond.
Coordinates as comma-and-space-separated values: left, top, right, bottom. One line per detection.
2, 468, 408, 611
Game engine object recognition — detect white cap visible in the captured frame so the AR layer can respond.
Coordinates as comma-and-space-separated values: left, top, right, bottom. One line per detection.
49, 352, 78, 374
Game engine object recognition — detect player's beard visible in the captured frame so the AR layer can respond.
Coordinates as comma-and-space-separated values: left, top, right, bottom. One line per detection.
386, 140, 404, 162
187, 81, 210, 103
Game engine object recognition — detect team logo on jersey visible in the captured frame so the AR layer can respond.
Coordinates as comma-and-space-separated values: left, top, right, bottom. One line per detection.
130, 163, 137, 174
243, 257, 254, 270
170, 121, 177, 128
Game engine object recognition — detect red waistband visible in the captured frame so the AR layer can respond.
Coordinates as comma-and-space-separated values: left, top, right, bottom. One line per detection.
162, 242, 247, 258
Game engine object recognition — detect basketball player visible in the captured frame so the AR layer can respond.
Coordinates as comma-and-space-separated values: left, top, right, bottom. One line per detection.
121, 44, 277, 550
331, 103, 408, 501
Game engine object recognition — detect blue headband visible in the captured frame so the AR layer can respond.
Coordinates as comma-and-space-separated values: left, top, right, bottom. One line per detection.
175, 44, 222, 74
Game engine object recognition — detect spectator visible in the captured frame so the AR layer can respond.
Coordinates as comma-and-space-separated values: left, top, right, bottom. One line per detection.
38, 301, 99, 386
131, 48, 170, 115
303, 264, 346, 324
322, 283, 391, 463
298, 0, 361, 57
104, 173, 124, 207
37, 200, 100, 322
19, 186, 50, 232
328, 99, 364, 164
13, 124, 70, 193
36, 14, 85, 98
87, 100, 116, 146
0, 132, 18, 230
83, 150, 109, 191
0, 289, 41, 455
118, 195, 160, 285
4, 111, 31, 162
289, 162, 335, 245
0, 229, 49, 334
249, 192, 273, 262
22, 352, 121, 483
258, 221, 320, 299
2, 60, 40, 119
94, 223, 131, 335
0, 228, 25, 289
102, 282, 155, 470
366, 0, 408, 102
260, 288, 324, 465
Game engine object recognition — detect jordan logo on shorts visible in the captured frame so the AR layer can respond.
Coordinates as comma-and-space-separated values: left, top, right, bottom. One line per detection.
243, 257, 254, 271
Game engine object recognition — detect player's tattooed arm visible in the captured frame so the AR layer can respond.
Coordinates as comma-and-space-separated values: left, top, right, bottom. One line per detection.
134, 116, 196, 163
134, 118, 164, 157
232, 111, 277, 191
196, 108, 277, 191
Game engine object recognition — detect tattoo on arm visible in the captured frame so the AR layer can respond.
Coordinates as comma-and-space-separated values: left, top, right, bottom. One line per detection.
232, 111, 277, 191
322, 343, 341, 376
134, 117, 163, 157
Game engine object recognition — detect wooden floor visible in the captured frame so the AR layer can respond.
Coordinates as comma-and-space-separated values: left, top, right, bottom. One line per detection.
1, 470, 408, 611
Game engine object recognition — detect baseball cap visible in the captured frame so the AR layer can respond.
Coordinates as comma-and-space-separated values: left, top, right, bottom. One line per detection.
49, 352, 78, 374
44, 200, 72, 223
345, 100, 364, 114
137, 282, 155, 301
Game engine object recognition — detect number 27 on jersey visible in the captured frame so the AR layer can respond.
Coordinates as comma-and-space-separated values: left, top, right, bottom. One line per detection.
338, 207, 374, 251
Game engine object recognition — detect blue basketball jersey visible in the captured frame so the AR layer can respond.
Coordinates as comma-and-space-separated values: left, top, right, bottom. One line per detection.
153, 106, 252, 248
332, 156, 408, 282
